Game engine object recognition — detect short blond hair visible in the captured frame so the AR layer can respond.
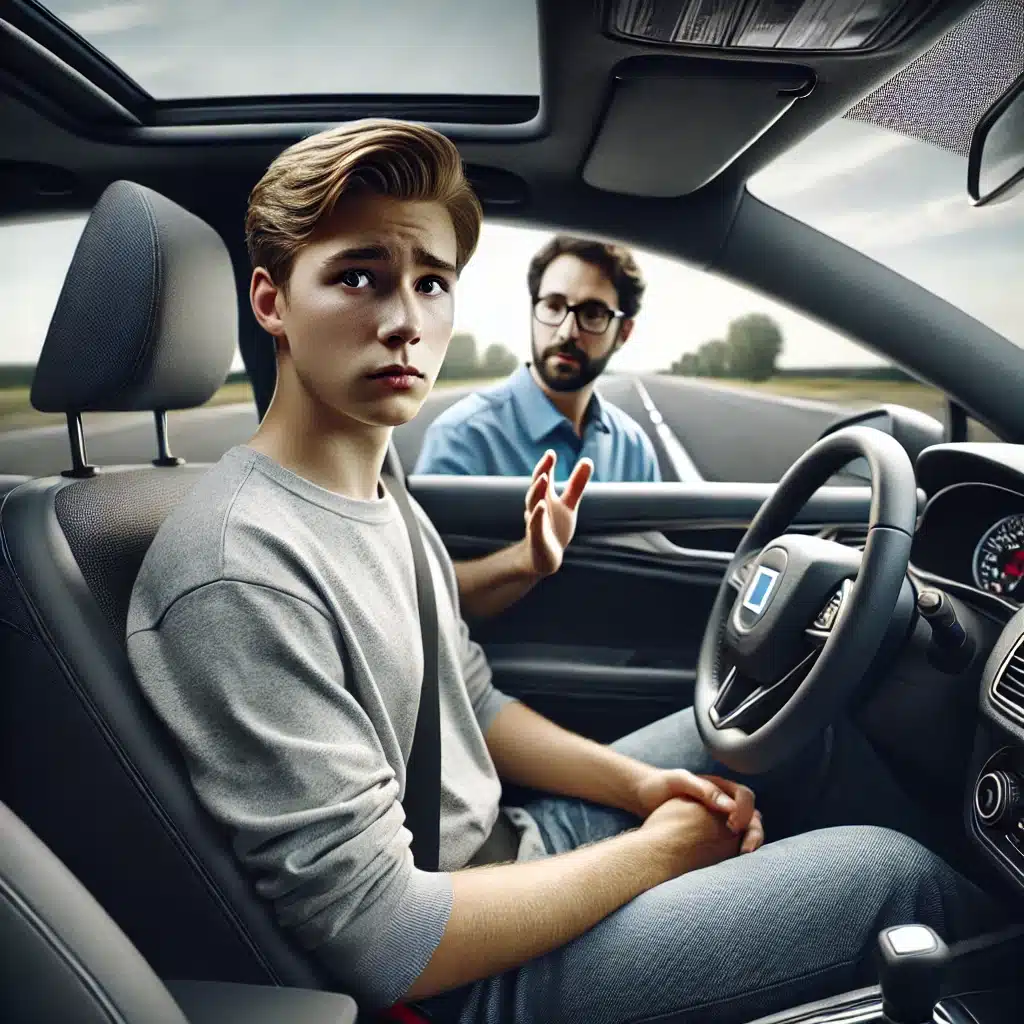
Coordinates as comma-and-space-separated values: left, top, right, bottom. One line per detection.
246, 119, 483, 287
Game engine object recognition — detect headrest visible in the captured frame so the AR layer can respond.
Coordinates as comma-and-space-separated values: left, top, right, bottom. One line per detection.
31, 181, 238, 414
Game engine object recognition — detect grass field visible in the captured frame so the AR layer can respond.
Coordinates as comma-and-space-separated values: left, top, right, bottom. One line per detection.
0, 380, 258, 432
719, 377, 948, 420
701, 376, 1002, 441
0, 377, 498, 433
0, 372, 993, 443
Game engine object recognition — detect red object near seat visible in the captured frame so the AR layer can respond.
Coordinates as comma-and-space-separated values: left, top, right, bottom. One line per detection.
378, 1005, 433, 1023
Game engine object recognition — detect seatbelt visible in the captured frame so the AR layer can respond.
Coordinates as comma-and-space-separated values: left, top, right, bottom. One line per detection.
382, 473, 441, 873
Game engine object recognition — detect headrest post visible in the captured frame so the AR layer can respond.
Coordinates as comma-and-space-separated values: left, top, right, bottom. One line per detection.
62, 413, 96, 479
152, 410, 185, 468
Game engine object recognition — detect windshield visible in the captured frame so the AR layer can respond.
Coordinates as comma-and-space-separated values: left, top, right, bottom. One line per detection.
748, 115, 1024, 348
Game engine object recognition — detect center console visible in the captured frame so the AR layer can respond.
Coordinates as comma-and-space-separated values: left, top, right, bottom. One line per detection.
968, 610, 1024, 890
746, 605, 1024, 1024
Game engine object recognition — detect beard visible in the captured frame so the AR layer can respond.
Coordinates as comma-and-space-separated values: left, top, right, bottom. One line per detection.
532, 337, 616, 393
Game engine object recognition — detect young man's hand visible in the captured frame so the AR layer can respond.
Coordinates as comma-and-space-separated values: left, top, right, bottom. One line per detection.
640, 797, 745, 877
632, 768, 765, 855
521, 450, 593, 578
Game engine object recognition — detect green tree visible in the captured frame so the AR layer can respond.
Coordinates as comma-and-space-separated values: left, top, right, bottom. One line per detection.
480, 343, 518, 378
696, 339, 730, 377
437, 332, 479, 381
726, 313, 783, 381
668, 352, 699, 375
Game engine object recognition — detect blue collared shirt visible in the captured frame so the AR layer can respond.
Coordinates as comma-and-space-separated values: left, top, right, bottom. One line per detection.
413, 365, 661, 482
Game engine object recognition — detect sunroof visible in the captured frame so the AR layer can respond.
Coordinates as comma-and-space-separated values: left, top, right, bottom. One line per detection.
38, 1, 542, 102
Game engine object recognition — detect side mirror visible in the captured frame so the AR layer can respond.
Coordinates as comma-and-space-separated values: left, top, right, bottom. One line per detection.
968, 71, 1024, 207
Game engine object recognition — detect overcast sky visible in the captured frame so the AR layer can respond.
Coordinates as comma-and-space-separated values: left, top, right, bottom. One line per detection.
5, 2, 1022, 373
41, 0, 541, 99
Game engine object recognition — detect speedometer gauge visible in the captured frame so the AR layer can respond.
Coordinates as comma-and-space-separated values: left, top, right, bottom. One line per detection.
973, 514, 1024, 597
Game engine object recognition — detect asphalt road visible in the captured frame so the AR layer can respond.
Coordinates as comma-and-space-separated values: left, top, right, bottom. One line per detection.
0, 375, 848, 482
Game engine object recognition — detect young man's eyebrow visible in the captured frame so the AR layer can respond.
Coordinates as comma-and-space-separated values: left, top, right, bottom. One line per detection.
412, 246, 457, 275
320, 244, 456, 275
322, 244, 394, 268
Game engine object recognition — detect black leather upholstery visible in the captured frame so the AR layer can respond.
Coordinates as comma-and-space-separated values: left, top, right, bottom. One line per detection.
30, 181, 236, 414
0, 472, 325, 987
0, 474, 28, 498
0, 800, 361, 1023
0, 184, 331, 992
0, 800, 190, 1024
167, 982, 357, 1024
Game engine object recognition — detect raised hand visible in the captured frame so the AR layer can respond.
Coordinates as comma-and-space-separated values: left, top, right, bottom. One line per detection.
523, 450, 593, 577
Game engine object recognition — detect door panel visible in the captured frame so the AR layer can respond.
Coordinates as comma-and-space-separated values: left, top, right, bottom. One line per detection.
411, 477, 876, 540
420, 476, 875, 741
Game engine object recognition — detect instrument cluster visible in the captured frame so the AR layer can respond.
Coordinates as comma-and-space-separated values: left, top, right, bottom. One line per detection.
911, 484, 1024, 607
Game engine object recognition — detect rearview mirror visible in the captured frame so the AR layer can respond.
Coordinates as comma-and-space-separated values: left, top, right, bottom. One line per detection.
968, 71, 1024, 207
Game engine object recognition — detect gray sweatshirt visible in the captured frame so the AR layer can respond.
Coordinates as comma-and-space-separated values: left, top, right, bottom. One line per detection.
126, 446, 539, 1008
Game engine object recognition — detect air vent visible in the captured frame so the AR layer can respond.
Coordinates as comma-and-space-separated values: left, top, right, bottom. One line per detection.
992, 637, 1024, 725
825, 525, 870, 550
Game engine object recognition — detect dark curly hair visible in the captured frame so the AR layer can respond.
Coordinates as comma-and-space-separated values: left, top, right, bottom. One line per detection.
527, 235, 646, 319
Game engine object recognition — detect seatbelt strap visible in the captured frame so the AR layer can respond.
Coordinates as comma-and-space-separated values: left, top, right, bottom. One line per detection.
382, 473, 441, 873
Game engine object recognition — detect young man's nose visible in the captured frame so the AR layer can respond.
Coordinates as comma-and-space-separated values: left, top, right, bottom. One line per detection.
377, 289, 422, 346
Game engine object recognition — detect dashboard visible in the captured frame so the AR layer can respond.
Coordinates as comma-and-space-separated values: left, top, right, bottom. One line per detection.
906, 445, 1024, 896
911, 482, 1024, 607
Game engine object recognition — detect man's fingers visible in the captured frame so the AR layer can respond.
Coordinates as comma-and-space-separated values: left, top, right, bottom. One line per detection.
726, 785, 756, 834
527, 502, 554, 565
531, 449, 556, 483
525, 473, 549, 518
740, 811, 764, 854
701, 775, 757, 833
527, 499, 546, 539
663, 770, 736, 816
560, 458, 594, 512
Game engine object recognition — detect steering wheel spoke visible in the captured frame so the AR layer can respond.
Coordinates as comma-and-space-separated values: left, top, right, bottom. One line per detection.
727, 553, 760, 592
805, 579, 854, 646
711, 650, 821, 733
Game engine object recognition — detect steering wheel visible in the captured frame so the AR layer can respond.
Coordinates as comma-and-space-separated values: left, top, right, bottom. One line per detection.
694, 426, 918, 775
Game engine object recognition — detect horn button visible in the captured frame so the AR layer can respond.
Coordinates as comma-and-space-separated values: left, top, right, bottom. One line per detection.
727, 535, 861, 684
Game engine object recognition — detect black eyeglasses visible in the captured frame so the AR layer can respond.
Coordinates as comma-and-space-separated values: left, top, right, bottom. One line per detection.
533, 294, 625, 336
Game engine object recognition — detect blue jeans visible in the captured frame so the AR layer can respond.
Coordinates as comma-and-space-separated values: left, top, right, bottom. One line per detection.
424, 708, 1003, 1024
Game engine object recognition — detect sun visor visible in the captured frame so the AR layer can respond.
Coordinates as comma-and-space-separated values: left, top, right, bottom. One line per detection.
583, 58, 814, 198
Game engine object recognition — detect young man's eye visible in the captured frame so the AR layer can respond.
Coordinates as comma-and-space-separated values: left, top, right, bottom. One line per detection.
338, 269, 373, 289
418, 276, 451, 296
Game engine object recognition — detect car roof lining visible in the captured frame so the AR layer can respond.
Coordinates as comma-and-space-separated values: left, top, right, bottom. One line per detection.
2, 0, 1022, 442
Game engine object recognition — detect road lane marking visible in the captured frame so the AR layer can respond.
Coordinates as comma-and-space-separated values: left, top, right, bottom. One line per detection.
631, 378, 703, 482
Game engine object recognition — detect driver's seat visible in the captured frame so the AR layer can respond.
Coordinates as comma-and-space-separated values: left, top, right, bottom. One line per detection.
0, 181, 328, 990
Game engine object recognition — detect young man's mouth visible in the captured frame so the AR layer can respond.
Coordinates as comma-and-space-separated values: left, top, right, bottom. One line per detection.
367, 364, 424, 391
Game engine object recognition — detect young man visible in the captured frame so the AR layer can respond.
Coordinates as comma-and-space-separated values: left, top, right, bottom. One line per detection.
414, 235, 662, 483
127, 121, 999, 1024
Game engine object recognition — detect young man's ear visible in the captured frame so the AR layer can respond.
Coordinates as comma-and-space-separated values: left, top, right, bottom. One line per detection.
250, 268, 288, 344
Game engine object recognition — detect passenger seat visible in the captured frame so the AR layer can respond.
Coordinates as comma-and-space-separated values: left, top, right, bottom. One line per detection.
0, 181, 328, 990
0, 799, 356, 1023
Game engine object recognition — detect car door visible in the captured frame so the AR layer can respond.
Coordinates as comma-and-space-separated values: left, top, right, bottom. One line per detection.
408, 472, 873, 743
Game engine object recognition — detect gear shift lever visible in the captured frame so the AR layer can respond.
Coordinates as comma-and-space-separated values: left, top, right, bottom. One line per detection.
877, 925, 950, 1023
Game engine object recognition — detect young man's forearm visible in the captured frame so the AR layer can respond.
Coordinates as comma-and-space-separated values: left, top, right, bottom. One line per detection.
452, 541, 541, 620
485, 699, 651, 817
405, 827, 661, 1000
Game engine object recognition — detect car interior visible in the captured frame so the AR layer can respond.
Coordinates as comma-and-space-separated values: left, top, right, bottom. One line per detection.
2, 0, 1024, 1022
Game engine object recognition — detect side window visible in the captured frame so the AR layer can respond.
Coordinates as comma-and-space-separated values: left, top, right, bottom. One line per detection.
0, 214, 253, 478
401, 223, 954, 483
